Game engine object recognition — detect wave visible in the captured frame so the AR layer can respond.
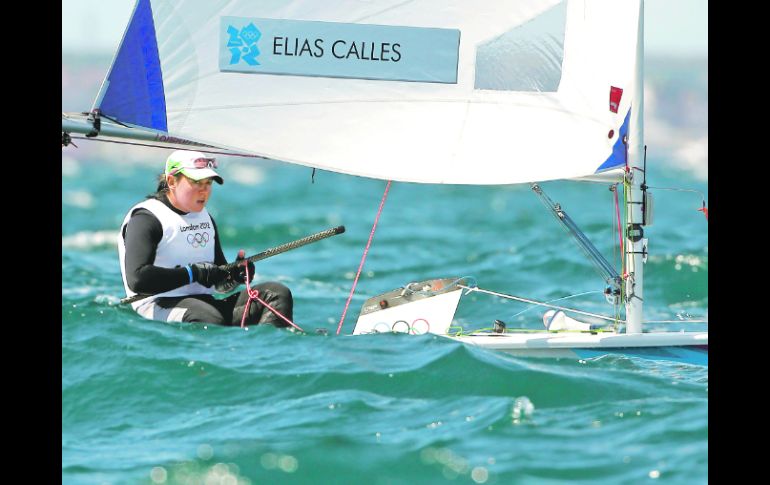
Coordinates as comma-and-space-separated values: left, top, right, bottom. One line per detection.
62, 230, 116, 250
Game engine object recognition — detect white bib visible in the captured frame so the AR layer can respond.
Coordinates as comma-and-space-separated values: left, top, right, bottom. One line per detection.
118, 198, 217, 310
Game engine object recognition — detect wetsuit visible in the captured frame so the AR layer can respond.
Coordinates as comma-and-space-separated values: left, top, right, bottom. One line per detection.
118, 194, 293, 326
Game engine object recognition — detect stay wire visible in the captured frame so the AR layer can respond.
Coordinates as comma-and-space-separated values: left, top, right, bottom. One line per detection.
458, 285, 622, 323
336, 180, 392, 335
65, 135, 269, 159
507, 290, 603, 320
533, 188, 613, 288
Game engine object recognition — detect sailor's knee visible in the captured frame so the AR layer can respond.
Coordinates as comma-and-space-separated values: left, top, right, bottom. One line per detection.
183, 308, 225, 325
263, 282, 292, 302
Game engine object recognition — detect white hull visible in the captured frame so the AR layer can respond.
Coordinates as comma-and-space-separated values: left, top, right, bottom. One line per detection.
351, 279, 708, 365
447, 331, 708, 365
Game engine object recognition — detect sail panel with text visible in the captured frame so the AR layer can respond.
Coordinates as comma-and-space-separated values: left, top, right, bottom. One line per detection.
97, 0, 641, 184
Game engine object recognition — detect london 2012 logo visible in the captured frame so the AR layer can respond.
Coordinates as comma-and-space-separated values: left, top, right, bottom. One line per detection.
227, 23, 261, 65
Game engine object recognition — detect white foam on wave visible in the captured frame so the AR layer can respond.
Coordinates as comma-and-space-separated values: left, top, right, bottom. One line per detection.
63, 190, 95, 209
221, 163, 265, 186
62, 230, 116, 249
61, 155, 80, 177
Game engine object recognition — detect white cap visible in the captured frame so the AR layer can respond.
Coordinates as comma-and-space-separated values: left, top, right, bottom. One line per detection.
165, 150, 223, 184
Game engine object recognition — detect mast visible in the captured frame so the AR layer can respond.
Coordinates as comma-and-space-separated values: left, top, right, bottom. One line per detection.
625, 0, 645, 334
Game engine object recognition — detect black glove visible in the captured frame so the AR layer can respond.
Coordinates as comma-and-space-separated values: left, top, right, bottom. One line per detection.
189, 262, 228, 288
229, 251, 255, 285
214, 251, 256, 293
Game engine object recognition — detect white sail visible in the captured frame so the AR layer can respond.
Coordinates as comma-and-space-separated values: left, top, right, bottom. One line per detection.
93, 0, 640, 184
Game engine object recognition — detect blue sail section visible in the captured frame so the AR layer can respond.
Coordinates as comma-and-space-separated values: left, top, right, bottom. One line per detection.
595, 109, 631, 172
99, 0, 167, 132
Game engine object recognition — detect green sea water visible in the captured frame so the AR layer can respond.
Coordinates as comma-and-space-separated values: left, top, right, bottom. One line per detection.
62, 145, 707, 484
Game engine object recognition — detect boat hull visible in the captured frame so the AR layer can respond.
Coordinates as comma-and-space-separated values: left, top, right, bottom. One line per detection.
447, 332, 708, 365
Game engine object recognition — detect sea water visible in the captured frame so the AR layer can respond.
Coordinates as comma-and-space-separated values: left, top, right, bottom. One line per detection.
62, 57, 707, 485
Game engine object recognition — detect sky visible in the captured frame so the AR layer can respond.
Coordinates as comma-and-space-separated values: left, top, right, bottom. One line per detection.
61, 0, 708, 57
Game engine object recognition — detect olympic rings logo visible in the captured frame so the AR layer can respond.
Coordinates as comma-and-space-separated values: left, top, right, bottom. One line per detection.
372, 318, 430, 335
186, 232, 210, 248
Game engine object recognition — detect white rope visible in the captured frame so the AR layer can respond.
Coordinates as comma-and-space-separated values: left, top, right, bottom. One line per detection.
459, 285, 708, 325
509, 290, 601, 318
645, 186, 706, 199
458, 285, 621, 323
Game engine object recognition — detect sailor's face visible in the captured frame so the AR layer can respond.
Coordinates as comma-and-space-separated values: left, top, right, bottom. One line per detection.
170, 175, 213, 212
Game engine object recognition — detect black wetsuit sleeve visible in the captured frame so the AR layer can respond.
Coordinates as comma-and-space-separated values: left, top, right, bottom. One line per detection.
123, 209, 191, 294
211, 217, 227, 266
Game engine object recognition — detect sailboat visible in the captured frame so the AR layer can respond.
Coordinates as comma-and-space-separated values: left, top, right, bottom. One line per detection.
62, 0, 707, 365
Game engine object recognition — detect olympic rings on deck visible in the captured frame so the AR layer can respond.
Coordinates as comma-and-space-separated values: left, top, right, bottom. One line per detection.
373, 322, 391, 333
392, 320, 410, 333
410, 318, 430, 335
371, 319, 431, 335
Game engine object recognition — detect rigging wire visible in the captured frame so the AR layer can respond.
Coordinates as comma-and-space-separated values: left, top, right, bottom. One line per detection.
622, 167, 633, 277
644, 186, 706, 201
336, 180, 392, 335
645, 185, 708, 220
532, 185, 616, 288
621, 135, 631, 301
507, 290, 602, 319
64, 135, 268, 159
611, 183, 624, 328
612, 184, 624, 265
458, 285, 621, 323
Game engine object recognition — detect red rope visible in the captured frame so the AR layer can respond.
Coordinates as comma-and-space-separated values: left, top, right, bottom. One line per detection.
614, 186, 624, 265
239, 262, 303, 332
336, 180, 392, 335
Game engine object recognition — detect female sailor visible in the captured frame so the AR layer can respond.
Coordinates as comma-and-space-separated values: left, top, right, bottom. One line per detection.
118, 150, 293, 326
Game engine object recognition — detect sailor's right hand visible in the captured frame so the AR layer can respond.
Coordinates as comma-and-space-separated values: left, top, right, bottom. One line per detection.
189, 262, 228, 288
230, 249, 255, 285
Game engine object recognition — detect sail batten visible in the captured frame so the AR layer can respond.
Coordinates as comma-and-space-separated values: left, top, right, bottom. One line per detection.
93, 0, 641, 184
